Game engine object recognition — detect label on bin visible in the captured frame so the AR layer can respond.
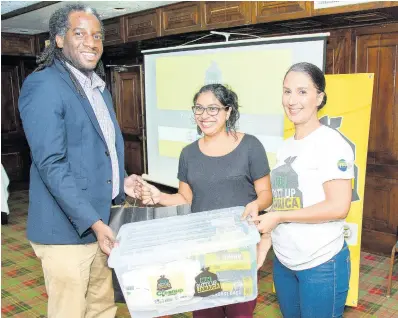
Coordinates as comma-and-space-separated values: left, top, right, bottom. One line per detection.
216, 277, 253, 297
150, 273, 187, 304
194, 267, 223, 297
122, 259, 200, 308
204, 249, 251, 271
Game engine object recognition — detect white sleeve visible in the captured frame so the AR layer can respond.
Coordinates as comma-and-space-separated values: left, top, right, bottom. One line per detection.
318, 134, 355, 183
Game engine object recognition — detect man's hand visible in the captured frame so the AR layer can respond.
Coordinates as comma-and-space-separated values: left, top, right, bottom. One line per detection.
124, 174, 142, 199
91, 220, 116, 255
257, 233, 272, 270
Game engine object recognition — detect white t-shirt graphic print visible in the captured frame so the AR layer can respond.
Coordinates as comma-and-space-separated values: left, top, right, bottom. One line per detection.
271, 125, 354, 270
272, 156, 303, 211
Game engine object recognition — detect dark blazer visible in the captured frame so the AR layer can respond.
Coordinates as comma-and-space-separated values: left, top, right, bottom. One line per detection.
18, 60, 125, 244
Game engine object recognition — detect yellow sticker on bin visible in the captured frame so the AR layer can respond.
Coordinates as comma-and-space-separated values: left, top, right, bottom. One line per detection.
148, 273, 187, 304
205, 249, 251, 271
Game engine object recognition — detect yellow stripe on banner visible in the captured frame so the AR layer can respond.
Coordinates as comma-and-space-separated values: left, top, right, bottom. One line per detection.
158, 140, 189, 158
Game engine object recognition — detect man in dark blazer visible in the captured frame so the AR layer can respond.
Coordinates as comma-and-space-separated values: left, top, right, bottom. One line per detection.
18, 4, 138, 317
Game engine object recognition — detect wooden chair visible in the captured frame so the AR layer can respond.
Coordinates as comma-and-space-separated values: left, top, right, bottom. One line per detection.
386, 240, 398, 297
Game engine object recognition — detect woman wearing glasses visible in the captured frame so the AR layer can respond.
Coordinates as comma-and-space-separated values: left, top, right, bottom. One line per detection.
135, 83, 272, 317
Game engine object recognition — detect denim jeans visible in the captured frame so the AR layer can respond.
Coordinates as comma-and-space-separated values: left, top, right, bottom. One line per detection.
273, 242, 350, 318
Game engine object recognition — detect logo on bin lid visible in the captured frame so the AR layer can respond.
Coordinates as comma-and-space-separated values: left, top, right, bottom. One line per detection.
157, 275, 172, 292
194, 267, 222, 297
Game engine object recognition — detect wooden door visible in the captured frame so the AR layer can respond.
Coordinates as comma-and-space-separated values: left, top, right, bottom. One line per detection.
112, 66, 145, 176
355, 26, 398, 254
1, 64, 31, 186
325, 29, 353, 75
1, 58, 38, 188
1, 65, 21, 135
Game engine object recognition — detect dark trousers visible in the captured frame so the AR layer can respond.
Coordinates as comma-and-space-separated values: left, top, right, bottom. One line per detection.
192, 298, 257, 318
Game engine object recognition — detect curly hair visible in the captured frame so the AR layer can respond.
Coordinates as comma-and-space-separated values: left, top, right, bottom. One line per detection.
35, 4, 105, 96
193, 84, 240, 138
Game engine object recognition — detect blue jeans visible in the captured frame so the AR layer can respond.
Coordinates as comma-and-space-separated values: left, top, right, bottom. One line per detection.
273, 243, 350, 318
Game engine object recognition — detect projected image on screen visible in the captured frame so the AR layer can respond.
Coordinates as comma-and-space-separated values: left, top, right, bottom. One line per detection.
144, 35, 326, 187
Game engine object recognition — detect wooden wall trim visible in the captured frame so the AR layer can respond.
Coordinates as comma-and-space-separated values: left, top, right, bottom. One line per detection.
354, 22, 398, 35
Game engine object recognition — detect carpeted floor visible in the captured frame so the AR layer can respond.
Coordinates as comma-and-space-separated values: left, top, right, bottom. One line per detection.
2, 190, 397, 317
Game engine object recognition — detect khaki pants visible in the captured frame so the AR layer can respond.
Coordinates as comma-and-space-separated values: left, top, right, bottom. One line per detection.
31, 242, 117, 318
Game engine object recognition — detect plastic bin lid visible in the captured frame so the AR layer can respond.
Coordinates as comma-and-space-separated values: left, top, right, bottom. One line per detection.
108, 206, 261, 269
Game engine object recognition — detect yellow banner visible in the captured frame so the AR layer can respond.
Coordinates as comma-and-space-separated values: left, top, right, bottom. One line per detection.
284, 73, 374, 307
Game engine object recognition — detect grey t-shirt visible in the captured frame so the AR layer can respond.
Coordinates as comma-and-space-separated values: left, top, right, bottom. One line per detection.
177, 134, 270, 213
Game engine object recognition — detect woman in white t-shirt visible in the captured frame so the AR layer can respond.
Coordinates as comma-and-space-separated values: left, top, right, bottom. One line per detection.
244, 62, 354, 317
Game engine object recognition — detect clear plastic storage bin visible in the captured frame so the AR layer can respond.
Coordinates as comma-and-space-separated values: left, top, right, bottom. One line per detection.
108, 206, 260, 318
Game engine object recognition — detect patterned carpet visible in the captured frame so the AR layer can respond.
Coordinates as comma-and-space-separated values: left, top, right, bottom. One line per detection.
2, 190, 397, 317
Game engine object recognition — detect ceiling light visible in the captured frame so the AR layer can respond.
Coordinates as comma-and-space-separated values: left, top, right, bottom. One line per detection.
113, 8, 126, 11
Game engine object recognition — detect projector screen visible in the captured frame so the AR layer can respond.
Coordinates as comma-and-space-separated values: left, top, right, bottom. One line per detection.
143, 33, 328, 188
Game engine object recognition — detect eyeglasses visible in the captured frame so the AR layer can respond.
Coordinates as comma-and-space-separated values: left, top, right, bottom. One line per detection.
192, 106, 229, 116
